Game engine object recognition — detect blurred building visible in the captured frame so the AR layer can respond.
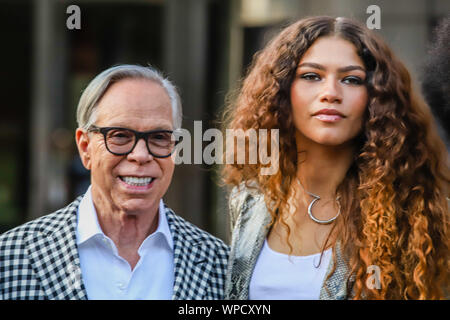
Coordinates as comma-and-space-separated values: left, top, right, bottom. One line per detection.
0, 0, 448, 242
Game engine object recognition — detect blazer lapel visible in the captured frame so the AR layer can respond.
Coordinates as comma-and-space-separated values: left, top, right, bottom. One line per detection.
27, 199, 88, 300
319, 241, 353, 300
166, 209, 216, 300
225, 192, 271, 299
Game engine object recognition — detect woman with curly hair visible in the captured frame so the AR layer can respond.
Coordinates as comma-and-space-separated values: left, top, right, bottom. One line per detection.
222, 16, 449, 300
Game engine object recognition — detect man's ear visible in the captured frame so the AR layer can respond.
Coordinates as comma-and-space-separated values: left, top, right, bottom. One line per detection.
75, 128, 92, 170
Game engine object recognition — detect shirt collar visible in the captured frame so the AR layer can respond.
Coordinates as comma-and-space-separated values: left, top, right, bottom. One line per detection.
76, 185, 173, 250
156, 198, 174, 250
76, 185, 103, 245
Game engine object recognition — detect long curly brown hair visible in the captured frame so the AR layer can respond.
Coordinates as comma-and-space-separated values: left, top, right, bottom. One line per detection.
221, 16, 450, 299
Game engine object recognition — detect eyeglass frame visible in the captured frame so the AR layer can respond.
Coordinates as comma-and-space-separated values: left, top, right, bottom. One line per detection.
87, 125, 180, 158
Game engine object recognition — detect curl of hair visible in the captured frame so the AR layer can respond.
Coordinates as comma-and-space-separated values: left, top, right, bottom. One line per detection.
222, 16, 450, 299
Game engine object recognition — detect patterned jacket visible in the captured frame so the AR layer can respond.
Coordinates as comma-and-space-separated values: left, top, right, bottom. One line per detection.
224, 186, 355, 300
0, 197, 229, 300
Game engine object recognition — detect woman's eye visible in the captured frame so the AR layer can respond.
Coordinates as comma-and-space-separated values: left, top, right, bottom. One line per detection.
300, 73, 321, 81
342, 76, 364, 85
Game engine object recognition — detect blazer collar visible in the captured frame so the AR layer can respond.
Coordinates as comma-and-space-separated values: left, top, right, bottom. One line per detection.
165, 207, 217, 300
227, 191, 271, 300
319, 241, 353, 300
26, 197, 88, 300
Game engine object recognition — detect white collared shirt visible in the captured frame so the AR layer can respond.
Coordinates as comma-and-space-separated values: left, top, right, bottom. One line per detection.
76, 186, 174, 300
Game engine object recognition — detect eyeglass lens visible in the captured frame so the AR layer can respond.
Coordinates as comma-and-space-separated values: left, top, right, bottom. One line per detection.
105, 128, 175, 156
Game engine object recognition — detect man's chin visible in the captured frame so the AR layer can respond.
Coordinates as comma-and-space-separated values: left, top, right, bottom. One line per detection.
118, 198, 159, 215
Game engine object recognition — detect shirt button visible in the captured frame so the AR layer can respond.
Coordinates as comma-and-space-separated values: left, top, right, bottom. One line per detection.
117, 282, 125, 290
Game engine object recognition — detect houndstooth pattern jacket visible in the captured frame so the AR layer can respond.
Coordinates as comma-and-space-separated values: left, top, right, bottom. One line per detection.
224, 185, 355, 300
0, 196, 229, 300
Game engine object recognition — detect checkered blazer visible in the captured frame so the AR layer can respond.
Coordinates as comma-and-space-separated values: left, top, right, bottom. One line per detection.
0, 196, 229, 300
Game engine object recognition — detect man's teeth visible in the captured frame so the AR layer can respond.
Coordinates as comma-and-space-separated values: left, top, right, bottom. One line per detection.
121, 176, 154, 186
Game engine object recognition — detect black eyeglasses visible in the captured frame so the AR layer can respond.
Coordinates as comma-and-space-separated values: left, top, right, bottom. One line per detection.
88, 125, 180, 158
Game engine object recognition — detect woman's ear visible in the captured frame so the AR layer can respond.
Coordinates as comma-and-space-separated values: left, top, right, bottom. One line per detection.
75, 128, 91, 170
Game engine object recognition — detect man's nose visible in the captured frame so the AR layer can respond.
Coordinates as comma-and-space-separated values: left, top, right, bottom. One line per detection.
319, 78, 342, 104
127, 138, 153, 163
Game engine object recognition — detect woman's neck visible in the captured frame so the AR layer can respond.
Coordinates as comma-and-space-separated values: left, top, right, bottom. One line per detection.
296, 139, 355, 200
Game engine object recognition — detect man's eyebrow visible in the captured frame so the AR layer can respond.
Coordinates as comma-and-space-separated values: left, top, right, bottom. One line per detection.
297, 62, 366, 73
105, 124, 173, 131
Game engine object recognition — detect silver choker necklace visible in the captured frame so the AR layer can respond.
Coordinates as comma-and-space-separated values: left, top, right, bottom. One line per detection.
297, 179, 341, 225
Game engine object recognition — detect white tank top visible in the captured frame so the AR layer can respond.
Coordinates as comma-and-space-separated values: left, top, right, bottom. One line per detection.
249, 239, 332, 300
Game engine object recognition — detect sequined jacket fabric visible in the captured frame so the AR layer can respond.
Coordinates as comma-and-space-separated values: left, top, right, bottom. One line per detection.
224, 185, 355, 300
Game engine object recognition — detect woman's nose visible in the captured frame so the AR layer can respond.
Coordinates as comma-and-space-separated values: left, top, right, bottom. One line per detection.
319, 78, 342, 104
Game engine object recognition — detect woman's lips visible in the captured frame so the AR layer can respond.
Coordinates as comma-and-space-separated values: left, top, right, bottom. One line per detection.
312, 109, 345, 122
313, 114, 344, 122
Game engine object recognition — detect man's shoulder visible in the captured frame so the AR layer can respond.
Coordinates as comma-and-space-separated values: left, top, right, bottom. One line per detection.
0, 197, 82, 245
164, 205, 228, 252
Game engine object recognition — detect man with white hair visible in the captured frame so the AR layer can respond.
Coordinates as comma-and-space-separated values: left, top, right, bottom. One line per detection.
0, 65, 228, 300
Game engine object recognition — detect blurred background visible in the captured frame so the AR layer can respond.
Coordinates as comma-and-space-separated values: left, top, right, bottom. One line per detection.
0, 0, 448, 242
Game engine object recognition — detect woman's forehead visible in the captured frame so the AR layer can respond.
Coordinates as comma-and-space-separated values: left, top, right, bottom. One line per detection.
298, 36, 364, 68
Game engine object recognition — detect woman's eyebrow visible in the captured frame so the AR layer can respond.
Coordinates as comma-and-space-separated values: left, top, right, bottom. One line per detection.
297, 62, 366, 73
297, 62, 325, 70
337, 65, 366, 73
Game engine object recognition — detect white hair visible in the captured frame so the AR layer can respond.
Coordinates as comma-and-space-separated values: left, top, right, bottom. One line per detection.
76, 64, 182, 129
